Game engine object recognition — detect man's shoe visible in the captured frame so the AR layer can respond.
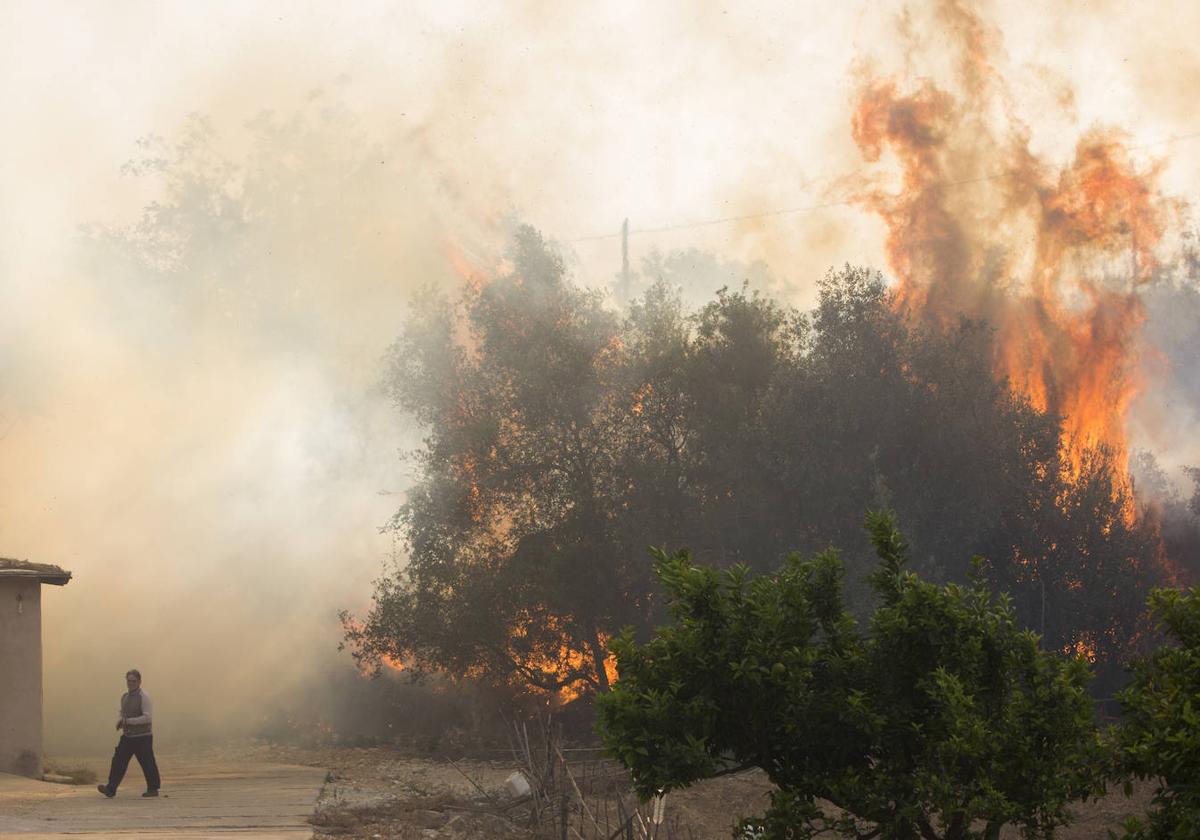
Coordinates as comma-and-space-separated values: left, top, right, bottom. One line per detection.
97, 785, 115, 798
141, 789, 159, 798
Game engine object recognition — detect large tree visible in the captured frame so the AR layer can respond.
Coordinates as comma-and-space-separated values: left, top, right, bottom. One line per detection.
346, 227, 648, 695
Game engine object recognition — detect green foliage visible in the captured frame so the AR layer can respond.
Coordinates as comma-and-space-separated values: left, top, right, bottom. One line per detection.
597, 513, 1103, 840
1115, 587, 1200, 839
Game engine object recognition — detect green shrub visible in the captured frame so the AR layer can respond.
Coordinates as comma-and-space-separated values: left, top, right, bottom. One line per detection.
597, 512, 1104, 839
1116, 587, 1200, 839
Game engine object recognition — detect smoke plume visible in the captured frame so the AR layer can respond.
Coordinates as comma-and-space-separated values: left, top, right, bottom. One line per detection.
2, 0, 1200, 750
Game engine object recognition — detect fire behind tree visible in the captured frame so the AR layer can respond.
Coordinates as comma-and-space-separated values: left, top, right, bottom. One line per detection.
847, 0, 1180, 530
345, 1, 1199, 704
345, 236, 1186, 703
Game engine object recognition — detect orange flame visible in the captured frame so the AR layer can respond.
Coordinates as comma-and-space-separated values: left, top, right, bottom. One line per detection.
1064, 633, 1098, 664
343, 617, 408, 675
505, 609, 617, 704
848, 0, 1179, 518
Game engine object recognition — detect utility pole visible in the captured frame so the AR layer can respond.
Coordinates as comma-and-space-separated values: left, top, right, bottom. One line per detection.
620, 218, 631, 302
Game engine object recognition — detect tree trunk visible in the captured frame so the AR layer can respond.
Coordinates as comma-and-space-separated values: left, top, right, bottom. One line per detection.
589, 629, 611, 692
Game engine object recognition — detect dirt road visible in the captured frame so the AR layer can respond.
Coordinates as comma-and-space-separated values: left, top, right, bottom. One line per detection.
0, 760, 326, 838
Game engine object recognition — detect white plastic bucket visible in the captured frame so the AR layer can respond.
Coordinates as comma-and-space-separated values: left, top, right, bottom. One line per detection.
505, 771, 531, 799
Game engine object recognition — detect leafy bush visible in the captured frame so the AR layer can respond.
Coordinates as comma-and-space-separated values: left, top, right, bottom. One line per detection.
597, 513, 1104, 839
1116, 587, 1200, 839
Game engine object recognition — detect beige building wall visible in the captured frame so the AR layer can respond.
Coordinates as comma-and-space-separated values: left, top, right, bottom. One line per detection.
0, 578, 43, 777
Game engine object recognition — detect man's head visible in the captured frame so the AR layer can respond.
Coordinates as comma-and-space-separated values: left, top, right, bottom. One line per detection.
125, 669, 141, 691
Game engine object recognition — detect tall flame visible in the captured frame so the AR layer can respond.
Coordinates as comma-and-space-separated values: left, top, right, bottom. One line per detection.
848, 0, 1178, 514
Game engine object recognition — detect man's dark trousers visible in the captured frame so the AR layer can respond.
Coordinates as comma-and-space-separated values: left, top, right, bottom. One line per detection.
106, 735, 160, 793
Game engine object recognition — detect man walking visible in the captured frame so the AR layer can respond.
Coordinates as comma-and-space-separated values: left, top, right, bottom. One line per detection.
97, 669, 161, 798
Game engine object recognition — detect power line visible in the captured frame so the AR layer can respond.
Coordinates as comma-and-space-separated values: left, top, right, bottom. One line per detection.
568, 129, 1200, 244
570, 198, 856, 243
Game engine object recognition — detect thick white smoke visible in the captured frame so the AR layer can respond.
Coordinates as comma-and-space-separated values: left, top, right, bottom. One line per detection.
1, 0, 1198, 750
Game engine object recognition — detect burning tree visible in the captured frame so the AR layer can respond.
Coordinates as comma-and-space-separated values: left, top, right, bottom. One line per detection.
345, 227, 649, 698
597, 512, 1105, 840
346, 230, 1166, 701
847, 0, 1181, 535
754, 267, 1165, 689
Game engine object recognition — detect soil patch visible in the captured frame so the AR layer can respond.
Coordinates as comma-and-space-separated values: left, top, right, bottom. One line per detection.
118, 743, 1155, 840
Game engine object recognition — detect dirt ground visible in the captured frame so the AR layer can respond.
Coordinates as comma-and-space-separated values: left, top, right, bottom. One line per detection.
2, 756, 325, 839
42, 743, 1153, 839
237, 743, 1154, 840
268, 742, 773, 839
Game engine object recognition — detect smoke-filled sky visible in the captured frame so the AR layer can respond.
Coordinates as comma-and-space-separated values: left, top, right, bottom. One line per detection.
2, 0, 1200, 750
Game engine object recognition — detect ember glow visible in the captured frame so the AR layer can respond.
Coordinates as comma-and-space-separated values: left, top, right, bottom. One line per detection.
849, 0, 1180, 516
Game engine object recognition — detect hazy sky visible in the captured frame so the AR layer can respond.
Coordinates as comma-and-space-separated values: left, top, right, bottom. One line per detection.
2, 0, 1199, 750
